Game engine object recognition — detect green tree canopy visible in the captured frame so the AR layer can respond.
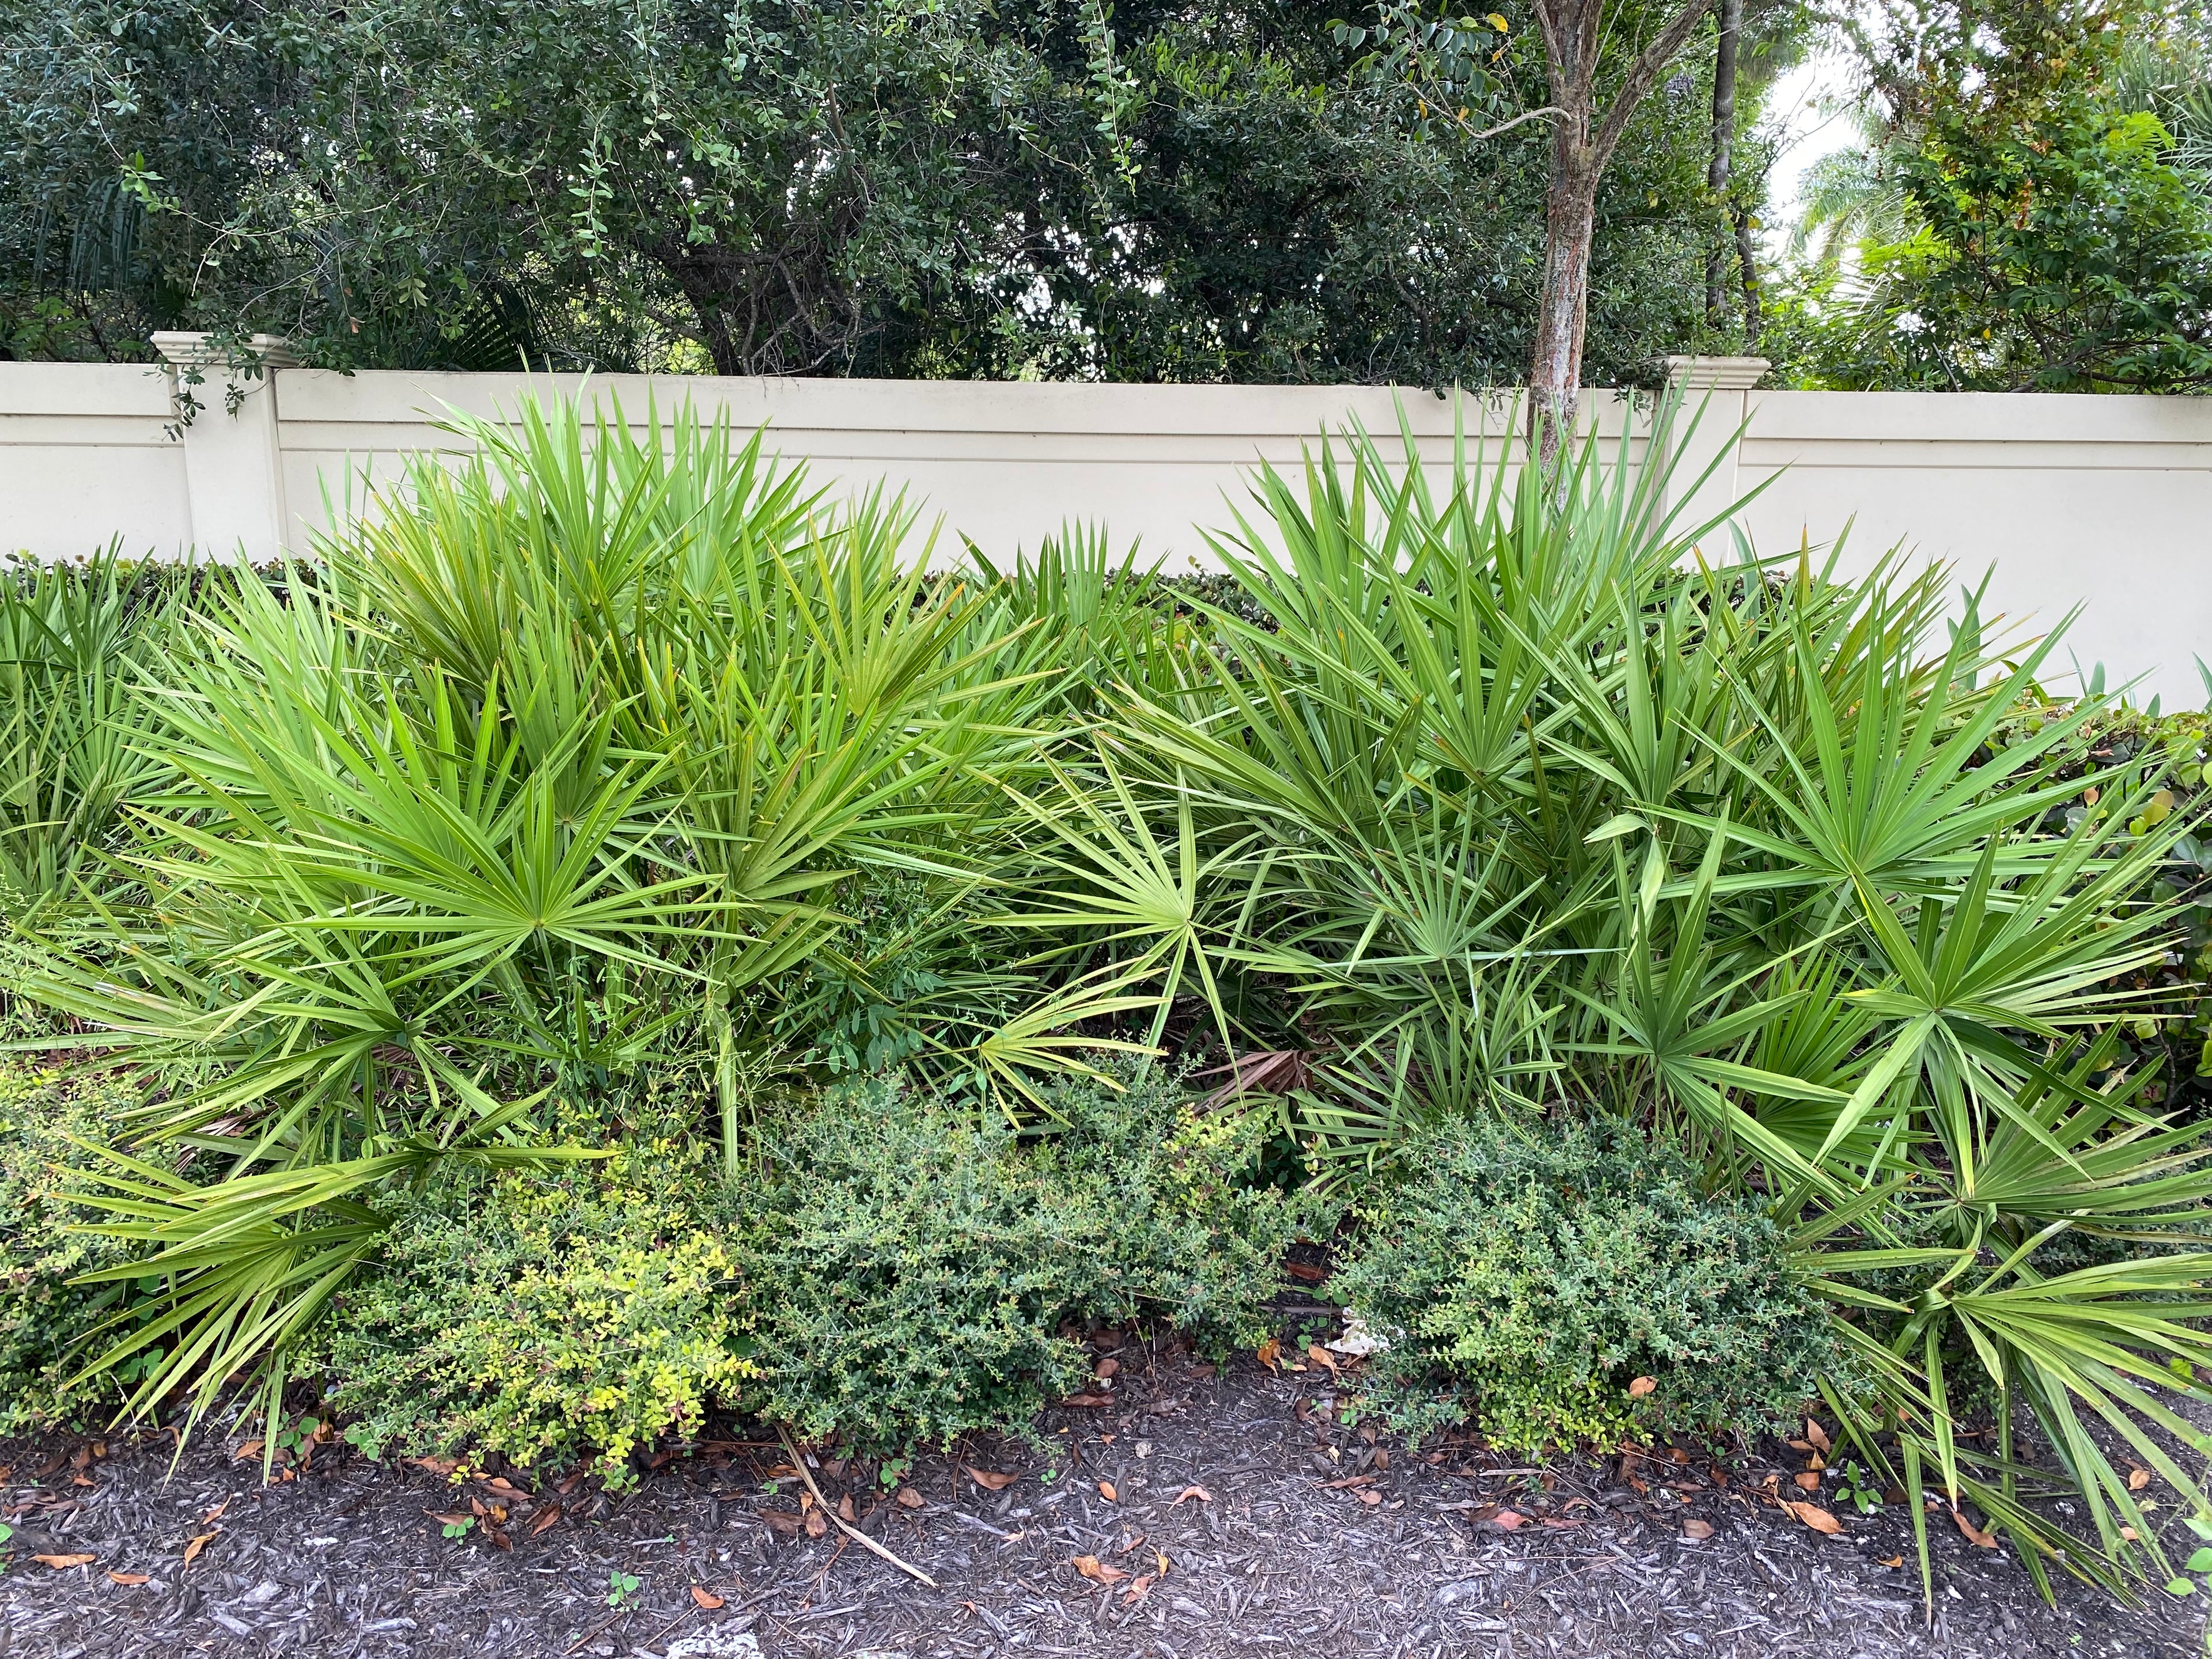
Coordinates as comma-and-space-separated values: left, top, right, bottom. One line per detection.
1, 0, 1770, 383
1771, 0, 2212, 391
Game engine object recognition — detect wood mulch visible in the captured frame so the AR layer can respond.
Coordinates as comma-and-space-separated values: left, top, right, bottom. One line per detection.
2, 1328, 2202, 1658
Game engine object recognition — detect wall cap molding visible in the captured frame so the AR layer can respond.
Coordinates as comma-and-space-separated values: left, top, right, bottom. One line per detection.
1662, 355, 1770, 391
150, 332, 301, 370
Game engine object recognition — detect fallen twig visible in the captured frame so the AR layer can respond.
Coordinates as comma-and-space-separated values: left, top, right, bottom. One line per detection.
562, 1608, 630, 1655
778, 1425, 938, 1589
943, 1509, 1022, 1540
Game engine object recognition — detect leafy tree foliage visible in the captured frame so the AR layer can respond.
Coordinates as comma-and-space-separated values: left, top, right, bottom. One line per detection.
1770, 0, 2212, 390
0, 0, 1757, 383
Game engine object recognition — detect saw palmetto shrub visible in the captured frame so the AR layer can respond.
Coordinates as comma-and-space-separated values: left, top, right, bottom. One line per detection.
9, 387, 2212, 1597
1330, 1113, 1834, 1452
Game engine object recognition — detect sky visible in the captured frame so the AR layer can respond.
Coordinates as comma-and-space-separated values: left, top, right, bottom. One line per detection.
1759, 51, 1857, 256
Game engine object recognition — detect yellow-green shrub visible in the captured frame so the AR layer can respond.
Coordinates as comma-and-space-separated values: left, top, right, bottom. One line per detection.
319, 1141, 756, 1482
0, 1062, 166, 1434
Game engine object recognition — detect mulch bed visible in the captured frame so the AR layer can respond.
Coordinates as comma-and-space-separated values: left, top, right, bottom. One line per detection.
3, 1329, 2202, 1659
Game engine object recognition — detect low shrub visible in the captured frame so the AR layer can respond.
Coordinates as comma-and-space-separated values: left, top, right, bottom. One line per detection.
0, 1062, 166, 1434
312, 1066, 1308, 1469
1330, 1113, 1832, 1451
316, 1134, 757, 1482
732, 1069, 1313, 1449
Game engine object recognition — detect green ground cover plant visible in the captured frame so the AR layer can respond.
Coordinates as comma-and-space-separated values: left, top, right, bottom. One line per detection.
0, 1063, 174, 1434
733, 1068, 1309, 1450
1330, 1113, 1835, 1450
0, 388, 2207, 1611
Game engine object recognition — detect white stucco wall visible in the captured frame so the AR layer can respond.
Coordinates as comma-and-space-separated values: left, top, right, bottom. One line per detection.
1, 360, 2205, 700
0, 363, 191, 561
1732, 391, 2212, 699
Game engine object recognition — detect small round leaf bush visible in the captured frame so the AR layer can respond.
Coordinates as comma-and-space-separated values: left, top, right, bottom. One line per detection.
731, 1069, 1313, 1450
1330, 1113, 1832, 1450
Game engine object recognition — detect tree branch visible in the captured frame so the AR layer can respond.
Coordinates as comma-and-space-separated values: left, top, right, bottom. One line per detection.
1453, 104, 1570, 141
1532, 0, 1578, 108
1591, 0, 1716, 172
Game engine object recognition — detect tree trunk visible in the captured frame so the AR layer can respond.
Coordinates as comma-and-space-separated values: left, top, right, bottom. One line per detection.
1705, 0, 1742, 325
1526, 0, 1715, 471
1734, 207, 1763, 349
1531, 132, 1600, 473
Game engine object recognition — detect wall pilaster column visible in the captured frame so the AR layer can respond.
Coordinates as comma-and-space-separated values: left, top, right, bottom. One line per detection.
150, 332, 296, 562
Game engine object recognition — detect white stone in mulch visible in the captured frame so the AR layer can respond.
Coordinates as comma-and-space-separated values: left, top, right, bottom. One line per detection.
662, 1627, 763, 1659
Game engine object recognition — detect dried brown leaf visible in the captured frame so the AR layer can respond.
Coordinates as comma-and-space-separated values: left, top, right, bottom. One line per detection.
691, 1586, 724, 1610
1626, 1376, 1657, 1398
895, 1487, 925, 1510
1097, 1481, 1118, 1502
1950, 1509, 1998, 1548
1784, 1501, 1843, 1536
1172, 1484, 1213, 1506
963, 1466, 1016, 1491
1074, 1554, 1130, 1585
181, 1533, 218, 1566
1195, 1048, 1310, 1107
107, 1571, 151, 1585
33, 1554, 94, 1570
1683, 1518, 1714, 1540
